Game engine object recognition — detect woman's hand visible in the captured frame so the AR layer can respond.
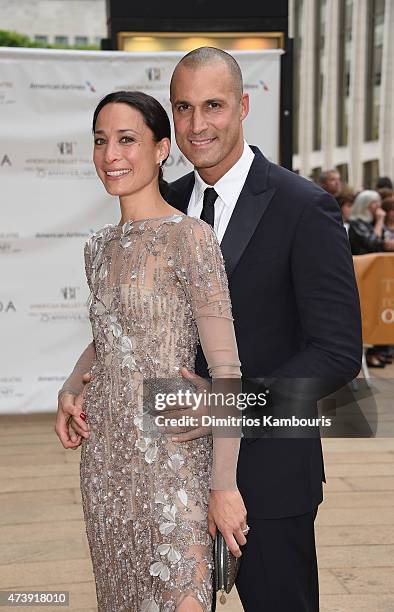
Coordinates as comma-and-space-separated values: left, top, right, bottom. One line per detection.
208, 489, 248, 558
374, 208, 386, 236
375, 208, 386, 222
55, 378, 90, 449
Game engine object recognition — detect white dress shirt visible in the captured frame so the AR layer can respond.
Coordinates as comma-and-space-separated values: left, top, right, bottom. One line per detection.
187, 141, 255, 244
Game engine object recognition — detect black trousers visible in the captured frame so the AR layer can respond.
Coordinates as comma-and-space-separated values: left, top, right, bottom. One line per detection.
212, 508, 319, 612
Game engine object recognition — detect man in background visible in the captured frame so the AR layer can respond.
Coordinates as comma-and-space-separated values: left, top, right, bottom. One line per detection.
319, 168, 342, 197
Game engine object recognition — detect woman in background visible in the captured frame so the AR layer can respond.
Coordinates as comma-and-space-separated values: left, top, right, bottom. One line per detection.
349, 190, 394, 368
336, 190, 355, 235
382, 198, 394, 241
348, 190, 394, 255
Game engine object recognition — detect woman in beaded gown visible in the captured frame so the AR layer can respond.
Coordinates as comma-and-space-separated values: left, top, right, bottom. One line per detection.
55, 91, 247, 612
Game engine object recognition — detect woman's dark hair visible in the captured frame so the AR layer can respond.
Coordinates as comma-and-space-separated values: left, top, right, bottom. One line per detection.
377, 187, 393, 201
382, 198, 394, 214
336, 190, 355, 208
375, 176, 393, 190
92, 91, 171, 197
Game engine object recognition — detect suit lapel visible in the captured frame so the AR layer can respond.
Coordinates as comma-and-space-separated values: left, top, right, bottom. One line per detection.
167, 147, 276, 279
220, 148, 276, 278
220, 184, 276, 278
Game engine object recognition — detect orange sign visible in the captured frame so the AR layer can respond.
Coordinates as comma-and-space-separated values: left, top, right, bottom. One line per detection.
353, 253, 394, 344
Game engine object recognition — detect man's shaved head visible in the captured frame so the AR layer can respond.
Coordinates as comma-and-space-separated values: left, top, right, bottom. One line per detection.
170, 47, 243, 99
169, 46, 249, 184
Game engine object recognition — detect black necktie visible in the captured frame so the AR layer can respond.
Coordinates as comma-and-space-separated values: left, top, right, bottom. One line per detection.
200, 187, 218, 228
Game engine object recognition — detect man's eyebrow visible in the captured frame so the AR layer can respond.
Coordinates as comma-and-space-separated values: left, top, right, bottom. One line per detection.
172, 98, 226, 106
172, 99, 190, 106
205, 98, 226, 104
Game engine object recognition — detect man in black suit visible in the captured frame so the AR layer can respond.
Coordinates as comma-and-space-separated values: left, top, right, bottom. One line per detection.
165, 48, 362, 611
57, 48, 362, 611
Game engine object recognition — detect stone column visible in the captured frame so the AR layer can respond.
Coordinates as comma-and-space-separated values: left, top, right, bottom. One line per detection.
297, 0, 316, 177
348, 0, 368, 189
321, 0, 340, 169
379, 0, 394, 179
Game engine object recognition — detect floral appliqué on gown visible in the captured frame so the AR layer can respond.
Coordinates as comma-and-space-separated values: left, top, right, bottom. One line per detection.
79, 213, 241, 611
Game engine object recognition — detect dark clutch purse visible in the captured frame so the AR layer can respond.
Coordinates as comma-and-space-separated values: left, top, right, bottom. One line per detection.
214, 530, 241, 605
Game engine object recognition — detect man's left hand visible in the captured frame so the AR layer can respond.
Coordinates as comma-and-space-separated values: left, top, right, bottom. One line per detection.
208, 489, 248, 558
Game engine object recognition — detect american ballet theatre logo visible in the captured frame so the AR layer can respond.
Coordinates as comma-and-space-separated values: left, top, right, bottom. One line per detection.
24, 141, 95, 180
29, 286, 87, 324
57, 142, 77, 156
0, 81, 16, 106
146, 67, 162, 81
0, 377, 23, 401
0, 232, 21, 256
60, 287, 79, 300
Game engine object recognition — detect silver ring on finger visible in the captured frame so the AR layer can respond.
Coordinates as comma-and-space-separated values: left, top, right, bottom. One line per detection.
242, 525, 250, 534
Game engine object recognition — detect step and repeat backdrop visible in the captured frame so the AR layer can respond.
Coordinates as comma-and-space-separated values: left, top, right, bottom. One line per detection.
0, 47, 283, 413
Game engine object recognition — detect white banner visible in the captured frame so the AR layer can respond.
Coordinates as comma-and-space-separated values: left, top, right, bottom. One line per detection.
0, 47, 283, 413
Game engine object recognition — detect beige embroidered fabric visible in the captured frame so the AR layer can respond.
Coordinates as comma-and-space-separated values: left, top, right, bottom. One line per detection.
61, 213, 242, 611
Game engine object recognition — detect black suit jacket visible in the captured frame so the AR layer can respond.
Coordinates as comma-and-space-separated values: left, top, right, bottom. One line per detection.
166, 146, 362, 519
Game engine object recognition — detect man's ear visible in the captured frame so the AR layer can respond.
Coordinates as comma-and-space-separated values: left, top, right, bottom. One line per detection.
241, 93, 250, 122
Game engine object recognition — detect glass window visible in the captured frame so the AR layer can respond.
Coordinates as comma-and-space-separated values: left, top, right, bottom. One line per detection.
363, 160, 379, 188
54, 36, 69, 46
118, 32, 284, 52
293, 0, 304, 155
365, 0, 385, 141
75, 36, 88, 46
337, 0, 353, 146
310, 167, 323, 184
34, 35, 48, 43
313, 1, 327, 151
336, 163, 349, 184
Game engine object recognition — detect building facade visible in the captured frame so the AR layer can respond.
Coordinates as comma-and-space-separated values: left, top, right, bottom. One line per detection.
290, 0, 394, 189
0, 0, 106, 47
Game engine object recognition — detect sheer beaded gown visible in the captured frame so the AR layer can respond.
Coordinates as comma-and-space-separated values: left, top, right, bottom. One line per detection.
62, 213, 241, 612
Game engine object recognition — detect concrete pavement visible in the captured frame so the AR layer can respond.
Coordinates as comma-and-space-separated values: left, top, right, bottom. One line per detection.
0, 368, 393, 611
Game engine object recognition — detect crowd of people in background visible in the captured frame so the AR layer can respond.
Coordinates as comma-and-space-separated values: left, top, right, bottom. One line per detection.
318, 169, 394, 369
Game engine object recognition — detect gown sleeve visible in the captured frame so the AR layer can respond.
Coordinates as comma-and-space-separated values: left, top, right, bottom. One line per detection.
175, 218, 242, 490
58, 342, 96, 398
58, 242, 96, 398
